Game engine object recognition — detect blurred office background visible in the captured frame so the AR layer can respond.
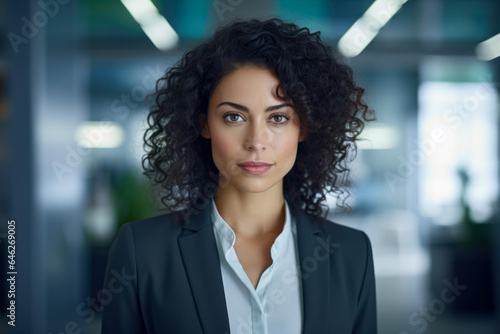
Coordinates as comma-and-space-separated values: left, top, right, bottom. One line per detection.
1, 0, 500, 333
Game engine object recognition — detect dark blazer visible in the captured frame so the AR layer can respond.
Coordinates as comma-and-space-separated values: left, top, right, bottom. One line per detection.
100, 201, 377, 334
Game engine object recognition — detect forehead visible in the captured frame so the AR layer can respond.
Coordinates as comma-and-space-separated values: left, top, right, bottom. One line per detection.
209, 66, 284, 104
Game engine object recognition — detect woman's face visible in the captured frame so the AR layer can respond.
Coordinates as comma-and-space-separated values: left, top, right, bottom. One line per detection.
199, 66, 305, 194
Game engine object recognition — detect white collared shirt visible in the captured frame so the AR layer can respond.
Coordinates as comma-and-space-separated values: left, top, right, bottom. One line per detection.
210, 197, 303, 334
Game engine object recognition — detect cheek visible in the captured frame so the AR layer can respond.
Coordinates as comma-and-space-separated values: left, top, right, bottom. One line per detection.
275, 135, 300, 162
210, 132, 239, 159
210, 133, 243, 175
207, 118, 234, 157
283, 140, 299, 157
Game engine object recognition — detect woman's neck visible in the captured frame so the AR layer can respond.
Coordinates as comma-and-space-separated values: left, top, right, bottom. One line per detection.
213, 186, 286, 238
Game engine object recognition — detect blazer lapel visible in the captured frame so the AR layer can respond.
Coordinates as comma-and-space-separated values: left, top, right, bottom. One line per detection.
177, 203, 230, 334
295, 210, 332, 333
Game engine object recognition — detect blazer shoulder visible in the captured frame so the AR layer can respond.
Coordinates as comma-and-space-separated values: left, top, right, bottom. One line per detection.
128, 212, 180, 231
115, 212, 184, 248
320, 218, 372, 247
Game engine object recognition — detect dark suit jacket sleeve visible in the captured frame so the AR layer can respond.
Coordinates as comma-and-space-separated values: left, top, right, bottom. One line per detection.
101, 223, 147, 333
352, 232, 377, 334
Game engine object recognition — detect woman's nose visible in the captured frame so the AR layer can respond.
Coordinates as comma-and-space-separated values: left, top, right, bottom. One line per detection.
244, 122, 269, 151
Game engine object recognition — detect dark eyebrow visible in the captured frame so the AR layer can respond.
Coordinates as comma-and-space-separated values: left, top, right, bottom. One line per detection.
216, 102, 293, 112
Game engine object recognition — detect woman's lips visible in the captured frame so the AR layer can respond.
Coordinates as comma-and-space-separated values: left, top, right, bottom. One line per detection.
237, 164, 272, 175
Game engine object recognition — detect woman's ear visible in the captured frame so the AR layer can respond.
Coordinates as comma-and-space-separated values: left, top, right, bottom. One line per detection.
198, 113, 211, 139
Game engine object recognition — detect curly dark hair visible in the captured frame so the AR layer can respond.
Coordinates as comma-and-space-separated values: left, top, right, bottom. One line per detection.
142, 17, 374, 225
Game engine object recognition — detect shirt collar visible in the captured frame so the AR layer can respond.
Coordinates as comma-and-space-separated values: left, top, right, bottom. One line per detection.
211, 196, 293, 261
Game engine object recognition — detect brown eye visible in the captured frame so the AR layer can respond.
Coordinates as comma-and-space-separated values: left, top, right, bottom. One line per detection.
271, 114, 290, 125
224, 113, 243, 123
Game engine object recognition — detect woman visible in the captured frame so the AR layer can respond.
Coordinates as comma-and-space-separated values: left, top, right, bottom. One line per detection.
101, 18, 376, 334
